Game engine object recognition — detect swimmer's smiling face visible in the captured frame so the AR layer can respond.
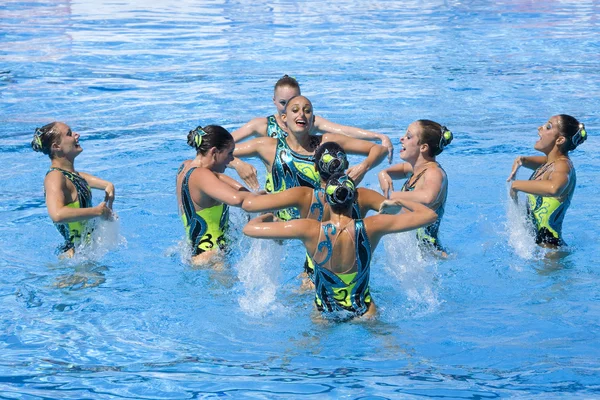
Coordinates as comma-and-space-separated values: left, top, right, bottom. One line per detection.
281, 96, 314, 135
399, 122, 422, 162
53, 122, 83, 158
273, 85, 301, 116
534, 115, 561, 153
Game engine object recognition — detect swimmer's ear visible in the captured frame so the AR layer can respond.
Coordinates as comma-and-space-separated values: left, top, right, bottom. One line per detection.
419, 142, 429, 154
207, 146, 218, 160
281, 113, 288, 123
556, 135, 566, 146
51, 141, 61, 153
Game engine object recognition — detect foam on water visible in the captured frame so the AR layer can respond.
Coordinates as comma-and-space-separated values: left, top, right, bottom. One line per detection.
235, 238, 286, 317
70, 214, 127, 263
383, 231, 441, 317
504, 188, 538, 262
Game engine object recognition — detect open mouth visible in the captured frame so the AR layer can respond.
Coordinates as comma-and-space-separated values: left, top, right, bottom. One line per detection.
295, 119, 307, 127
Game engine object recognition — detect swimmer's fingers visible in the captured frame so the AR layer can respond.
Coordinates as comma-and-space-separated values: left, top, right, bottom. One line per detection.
509, 184, 519, 203
380, 135, 394, 164
96, 201, 113, 220
378, 171, 393, 198
104, 183, 115, 209
379, 199, 402, 215
506, 157, 522, 182
347, 163, 367, 185
235, 161, 260, 191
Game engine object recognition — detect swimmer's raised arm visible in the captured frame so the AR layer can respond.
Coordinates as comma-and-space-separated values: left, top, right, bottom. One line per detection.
507, 155, 547, 181
241, 186, 313, 216
234, 137, 277, 165
378, 162, 413, 197
44, 171, 111, 223
322, 133, 387, 185
215, 172, 250, 192
243, 213, 318, 241
231, 117, 269, 142
192, 167, 254, 207
510, 159, 571, 198
388, 168, 445, 207
313, 116, 394, 163
79, 171, 115, 208
232, 137, 278, 190
356, 188, 387, 216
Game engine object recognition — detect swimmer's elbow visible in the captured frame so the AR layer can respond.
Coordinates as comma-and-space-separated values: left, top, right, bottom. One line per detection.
423, 209, 438, 225
48, 209, 67, 223
242, 224, 261, 238
546, 183, 563, 196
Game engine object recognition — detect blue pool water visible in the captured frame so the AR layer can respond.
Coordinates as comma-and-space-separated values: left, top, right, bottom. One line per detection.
2, 0, 600, 398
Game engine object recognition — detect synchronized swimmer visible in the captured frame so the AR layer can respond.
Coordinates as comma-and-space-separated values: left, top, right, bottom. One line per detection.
507, 115, 588, 248
32, 122, 114, 258
229, 75, 393, 190
378, 120, 453, 256
31, 87, 588, 320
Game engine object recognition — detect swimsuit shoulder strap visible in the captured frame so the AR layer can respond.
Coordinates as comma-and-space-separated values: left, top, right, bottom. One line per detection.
402, 168, 428, 191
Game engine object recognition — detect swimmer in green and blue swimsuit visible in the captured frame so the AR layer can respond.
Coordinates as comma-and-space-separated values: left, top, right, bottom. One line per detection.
400, 167, 447, 252
32, 122, 115, 257
379, 120, 453, 255
312, 218, 373, 319
229, 75, 393, 191
526, 162, 574, 246
508, 114, 587, 248
240, 142, 387, 287
243, 173, 438, 321
47, 167, 93, 253
180, 167, 229, 254
176, 125, 254, 265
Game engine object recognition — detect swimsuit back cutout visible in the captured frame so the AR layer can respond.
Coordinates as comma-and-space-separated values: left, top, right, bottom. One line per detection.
526, 160, 575, 246
266, 115, 288, 139
265, 136, 321, 220
312, 219, 372, 318
46, 168, 93, 252
303, 189, 363, 283
401, 166, 446, 250
180, 167, 229, 255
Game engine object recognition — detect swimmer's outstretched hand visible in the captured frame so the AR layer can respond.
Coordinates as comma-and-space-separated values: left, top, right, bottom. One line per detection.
95, 201, 113, 220
378, 170, 394, 199
232, 159, 259, 191
509, 183, 519, 203
347, 162, 368, 185
506, 156, 523, 182
104, 184, 115, 209
379, 199, 403, 215
379, 134, 394, 164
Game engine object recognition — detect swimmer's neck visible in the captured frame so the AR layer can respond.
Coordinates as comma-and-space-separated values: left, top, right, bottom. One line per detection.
191, 154, 218, 170
545, 148, 569, 164
286, 130, 314, 152
411, 157, 437, 174
50, 158, 75, 172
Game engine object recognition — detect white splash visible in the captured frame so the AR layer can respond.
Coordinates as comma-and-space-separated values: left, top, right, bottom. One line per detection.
505, 193, 537, 261
73, 214, 127, 262
235, 238, 284, 317
383, 232, 441, 316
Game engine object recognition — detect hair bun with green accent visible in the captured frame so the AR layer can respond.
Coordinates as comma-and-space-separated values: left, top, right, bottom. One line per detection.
187, 126, 207, 149
31, 127, 45, 153
325, 173, 356, 206
439, 126, 453, 153
572, 123, 588, 148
